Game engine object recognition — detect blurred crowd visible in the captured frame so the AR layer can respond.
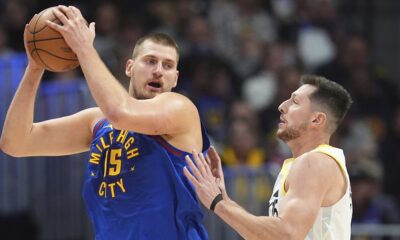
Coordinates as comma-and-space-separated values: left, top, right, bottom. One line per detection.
1, 0, 400, 230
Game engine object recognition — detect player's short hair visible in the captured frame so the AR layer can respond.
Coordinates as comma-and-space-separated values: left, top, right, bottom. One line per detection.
300, 75, 353, 133
132, 32, 179, 63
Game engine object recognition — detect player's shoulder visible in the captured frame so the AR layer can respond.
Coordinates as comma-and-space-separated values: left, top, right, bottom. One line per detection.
157, 92, 190, 100
78, 107, 104, 119
292, 151, 339, 177
156, 92, 197, 108
286, 150, 341, 194
76, 107, 105, 129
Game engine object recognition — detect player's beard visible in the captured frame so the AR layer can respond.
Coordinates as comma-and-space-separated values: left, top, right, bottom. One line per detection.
277, 121, 308, 142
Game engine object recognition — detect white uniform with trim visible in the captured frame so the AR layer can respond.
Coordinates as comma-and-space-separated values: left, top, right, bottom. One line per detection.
267, 145, 353, 239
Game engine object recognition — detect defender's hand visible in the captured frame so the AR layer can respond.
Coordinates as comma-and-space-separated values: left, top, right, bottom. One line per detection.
184, 150, 222, 210
206, 146, 229, 200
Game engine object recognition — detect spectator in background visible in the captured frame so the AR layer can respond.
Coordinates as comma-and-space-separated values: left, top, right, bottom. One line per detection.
115, 16, 145, 87
148, 0, 180, 40
222, 104, 266, 167
208, 0, 277, 78
1, 0, 29, 52
350, 159, 400, 225
93, 2, 119, 75
229, 100, 260, 131
149, 0, 206, 55
184, 56, 236, 145
0, 24, 14, 57
242, 42, 294, 112
182, 15, 214, 59
316, 34, 369, 89
380, 106, 400, 207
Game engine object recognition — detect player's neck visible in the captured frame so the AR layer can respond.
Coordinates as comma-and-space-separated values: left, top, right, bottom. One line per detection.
287, 133, 330, 158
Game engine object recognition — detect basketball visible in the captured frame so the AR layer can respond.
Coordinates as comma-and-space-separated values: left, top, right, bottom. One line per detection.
25, 7, 79, 72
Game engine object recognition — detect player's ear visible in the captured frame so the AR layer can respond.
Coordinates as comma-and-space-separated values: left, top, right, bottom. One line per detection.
312, 112, 327, 126
125, 59, 134, 77
172, 70, 179, 88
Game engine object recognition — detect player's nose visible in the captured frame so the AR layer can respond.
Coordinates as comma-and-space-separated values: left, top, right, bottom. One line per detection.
152, 62, 163, 76
278, 100, 287, 113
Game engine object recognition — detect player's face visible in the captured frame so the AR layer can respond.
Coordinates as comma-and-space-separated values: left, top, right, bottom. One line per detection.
125, 40, 179, 99
277, 84, 317, 142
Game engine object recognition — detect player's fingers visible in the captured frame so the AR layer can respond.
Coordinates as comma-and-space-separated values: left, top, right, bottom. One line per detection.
185, 155, 204, 181
205, 154, 211, 167
205, 154, 219, 178
207, 146, 221, 178
199, 152, 212, 176
183, 167, 200, 188
209, 146, 224, 177
89, 22, 96, 34
52, 7, 69, 26
69, 6, 82, 18
69, 6, 89, 28
58, 5, 75, 20
192, 150, 208, 177
46, 19, 63, 32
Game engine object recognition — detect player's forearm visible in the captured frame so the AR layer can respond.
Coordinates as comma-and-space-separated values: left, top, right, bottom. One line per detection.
0, 66, 44, 155
75, 46, 131, 124
214, 200, 291, 240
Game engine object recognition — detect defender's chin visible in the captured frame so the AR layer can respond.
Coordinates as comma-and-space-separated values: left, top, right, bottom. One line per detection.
276, 128, 283, 138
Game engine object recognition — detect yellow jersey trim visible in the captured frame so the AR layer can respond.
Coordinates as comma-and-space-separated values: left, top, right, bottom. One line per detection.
281, 158, 294, 196
281, 144, 345, 197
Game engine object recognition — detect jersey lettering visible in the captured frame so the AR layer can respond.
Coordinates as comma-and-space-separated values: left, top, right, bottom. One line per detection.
98, 178, 126, 198
268, 190, 279, 217
108, 149, 122, 176
90, 128, 141, 199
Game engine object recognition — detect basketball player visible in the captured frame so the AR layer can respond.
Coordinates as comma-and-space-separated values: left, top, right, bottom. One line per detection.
184, 75, 353, 239
0, 5, 209, 239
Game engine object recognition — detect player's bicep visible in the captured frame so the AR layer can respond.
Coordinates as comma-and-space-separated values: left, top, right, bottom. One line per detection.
278, 187, 322, 238
25, 107, 102, 156
116, 93, 197, 135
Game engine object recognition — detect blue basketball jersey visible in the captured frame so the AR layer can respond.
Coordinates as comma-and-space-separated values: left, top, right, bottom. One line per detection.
82, 118, 210, 240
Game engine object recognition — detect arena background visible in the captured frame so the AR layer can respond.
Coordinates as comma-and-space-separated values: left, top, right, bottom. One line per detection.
1, 0, 400, 239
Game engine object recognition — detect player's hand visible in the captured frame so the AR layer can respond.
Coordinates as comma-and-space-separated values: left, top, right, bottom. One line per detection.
23, 23, 44, 71
206, 146, 229, 200
184, 150, 223, 210
47, 5, 95, 56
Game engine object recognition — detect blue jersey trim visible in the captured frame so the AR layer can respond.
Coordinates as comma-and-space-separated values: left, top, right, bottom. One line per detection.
92, 118, 107, 139
150, 123, 211, 157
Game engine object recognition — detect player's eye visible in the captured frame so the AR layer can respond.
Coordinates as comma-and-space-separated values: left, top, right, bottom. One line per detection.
164, 63, 173, 70
145, 58, 157, 65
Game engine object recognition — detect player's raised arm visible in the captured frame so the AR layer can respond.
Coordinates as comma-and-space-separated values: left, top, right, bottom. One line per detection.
0, 25, 102, 157
47, 5, 198, 136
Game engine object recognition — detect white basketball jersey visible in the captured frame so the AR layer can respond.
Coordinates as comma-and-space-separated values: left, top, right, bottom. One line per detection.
267, 145, 353, 239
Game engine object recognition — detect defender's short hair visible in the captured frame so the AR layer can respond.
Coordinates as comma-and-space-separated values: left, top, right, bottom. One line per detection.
300, 75, 353, 132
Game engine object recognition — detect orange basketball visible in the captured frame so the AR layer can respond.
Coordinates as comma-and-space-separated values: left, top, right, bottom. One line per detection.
25, 7, 79, 72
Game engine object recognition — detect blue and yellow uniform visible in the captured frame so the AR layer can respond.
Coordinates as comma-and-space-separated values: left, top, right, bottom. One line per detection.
82, 119, 210, 240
